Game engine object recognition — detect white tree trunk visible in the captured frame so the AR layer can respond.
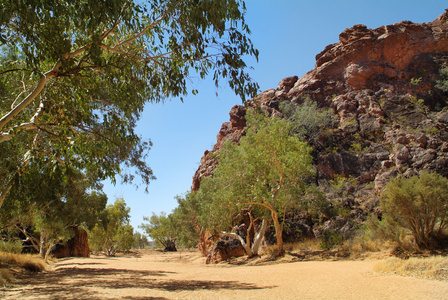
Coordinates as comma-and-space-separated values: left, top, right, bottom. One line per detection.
251, 218, 267, 256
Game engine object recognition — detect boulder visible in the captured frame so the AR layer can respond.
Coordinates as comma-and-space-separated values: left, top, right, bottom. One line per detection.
205, 235, 246, 264
52, 226, 90, 258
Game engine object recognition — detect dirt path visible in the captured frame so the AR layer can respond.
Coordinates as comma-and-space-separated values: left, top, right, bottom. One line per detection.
2, 251, 448, 299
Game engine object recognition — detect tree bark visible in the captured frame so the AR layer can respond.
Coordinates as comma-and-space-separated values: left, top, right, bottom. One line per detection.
0, 62, 61, 133
251, 218, 267, 256
271, 210, 284, 256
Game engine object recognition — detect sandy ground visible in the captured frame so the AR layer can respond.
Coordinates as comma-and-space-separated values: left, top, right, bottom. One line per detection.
2, 250, 448, 300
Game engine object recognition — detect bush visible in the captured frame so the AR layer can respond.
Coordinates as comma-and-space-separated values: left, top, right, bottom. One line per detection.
279, 98, 333, 142
380, 172, 448, 250
0, 240, 23, 254
319, 230, 343, 250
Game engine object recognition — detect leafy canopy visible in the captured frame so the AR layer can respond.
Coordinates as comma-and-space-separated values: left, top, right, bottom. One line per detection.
194, 109, 315, 254
89, 198, 135, 255
140, 212, 179, 250
0, 0, 259, 209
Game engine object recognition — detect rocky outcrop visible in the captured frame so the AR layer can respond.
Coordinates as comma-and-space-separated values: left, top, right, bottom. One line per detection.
192, 105, 247, 191
205, 234, 246, 264
193, 9, 448, 188
192, 10, 448, 242
52, 226, 90, 258
198, 229, 215, 256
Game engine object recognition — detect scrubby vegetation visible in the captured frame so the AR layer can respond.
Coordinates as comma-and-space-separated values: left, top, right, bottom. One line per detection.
0, 251, 46, 286
378, 172, 448, 251
374, 256, 448, 281
88, 198, 147, 256
149, 92, 448, 261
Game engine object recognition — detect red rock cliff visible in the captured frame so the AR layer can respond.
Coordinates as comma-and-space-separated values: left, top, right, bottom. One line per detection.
192, 10, 448, 196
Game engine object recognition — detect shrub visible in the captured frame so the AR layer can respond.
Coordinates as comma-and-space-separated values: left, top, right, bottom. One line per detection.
380, 172, 448, 250
279, 98, 333, 142
319, 230, 343, 250
0, 240, 23, 254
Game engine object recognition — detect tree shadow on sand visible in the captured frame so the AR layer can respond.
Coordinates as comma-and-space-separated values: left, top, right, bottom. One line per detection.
6, 265, 276, 299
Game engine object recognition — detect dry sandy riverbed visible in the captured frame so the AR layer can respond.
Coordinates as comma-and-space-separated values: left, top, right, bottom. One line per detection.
2, 249, 448, 299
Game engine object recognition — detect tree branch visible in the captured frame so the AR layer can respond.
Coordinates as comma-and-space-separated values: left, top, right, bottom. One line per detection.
113, 1, 180, 50
0, 61, 61, 132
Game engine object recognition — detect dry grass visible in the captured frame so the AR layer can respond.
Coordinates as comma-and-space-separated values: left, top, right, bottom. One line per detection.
340, 236, 394, 259
0, 268, 14, 286
374, 256, 448, 281
260, 244, 280, 258
0, 251, 46, 287
277, 236, 395, 261
284, 239, 322, 252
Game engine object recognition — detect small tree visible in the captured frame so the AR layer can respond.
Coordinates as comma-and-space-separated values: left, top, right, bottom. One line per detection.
171, 194, 201, 248
279, 98, 333, 143
381, 172, 448, 250
133, 232, 150, 249
196, 110, 315, 256
140, 212, 178, 251
89, 198, 134, 256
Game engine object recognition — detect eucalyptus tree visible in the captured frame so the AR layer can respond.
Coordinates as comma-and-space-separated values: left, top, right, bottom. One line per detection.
0, 0, 259, 208
2, 166, 107, 261
140, 212, 179, 251
89, 198, 133, 256
196, 110, 315, 256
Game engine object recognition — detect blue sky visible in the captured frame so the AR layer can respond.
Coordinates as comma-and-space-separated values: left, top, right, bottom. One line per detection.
102, 1, 448, 231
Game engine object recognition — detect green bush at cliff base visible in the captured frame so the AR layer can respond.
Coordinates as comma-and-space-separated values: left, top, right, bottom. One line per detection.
380, 171, 448, 251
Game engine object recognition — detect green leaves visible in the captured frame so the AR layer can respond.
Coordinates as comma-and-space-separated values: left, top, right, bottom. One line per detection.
1, 0, 258, 200
381, 171, 448, 250
140, 212, 179, 249
89, 198, 134, 255
193, 110, 315, 230
279, 98, 334, 142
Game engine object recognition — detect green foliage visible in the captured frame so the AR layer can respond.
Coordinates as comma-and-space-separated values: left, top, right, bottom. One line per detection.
193, 110, 318, 255
380, 172, 448, 250
350, 143, 362, 153
115, 223, 136, 253
410, 77, 422, 86
302, 185, 336, 220
133, 232, 150, 249
0, 0, 259, 216
171, 194, 201, 248
0, 240, 22, 254
329, 174, 349, 194
89, 198, 134, 255
0, 166, 107, 259
407, 96, 428, 114
319, 230, 343, 250
279, 98, 333, 142
366, 214, 406, 247
140, 212, 178, 250
436, 66, 448, 93
136, 193, 200, 250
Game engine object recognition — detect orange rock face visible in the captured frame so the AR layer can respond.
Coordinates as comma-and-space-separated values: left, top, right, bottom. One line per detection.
191, 10, 448, 245
191, 10, 448, 195
52, 227, 90, 258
